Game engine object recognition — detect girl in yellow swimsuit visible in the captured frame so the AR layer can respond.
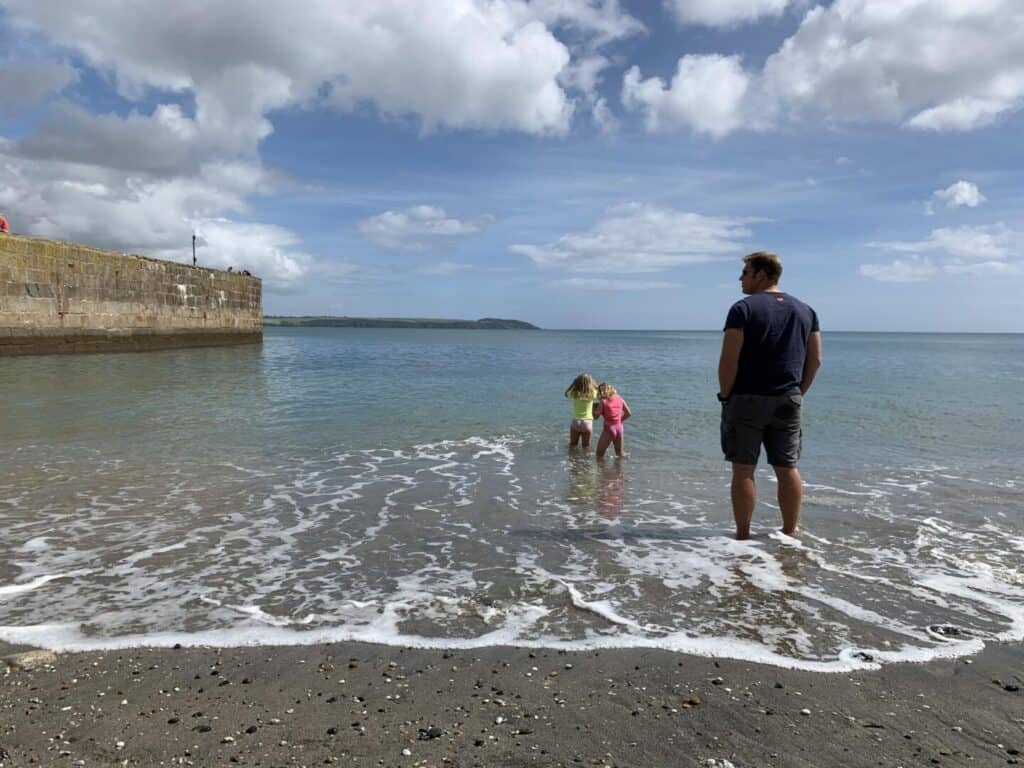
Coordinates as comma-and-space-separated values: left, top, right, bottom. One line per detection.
564, 372, 598, 449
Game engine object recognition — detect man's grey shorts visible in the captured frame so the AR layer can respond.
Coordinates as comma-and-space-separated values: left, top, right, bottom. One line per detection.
720, 393, 803, 468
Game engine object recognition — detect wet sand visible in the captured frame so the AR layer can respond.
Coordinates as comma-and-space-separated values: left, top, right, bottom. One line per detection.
1, 640, 1021, 767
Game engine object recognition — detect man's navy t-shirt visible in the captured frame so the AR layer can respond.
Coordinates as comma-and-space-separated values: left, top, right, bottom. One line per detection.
724, 292, 819, 396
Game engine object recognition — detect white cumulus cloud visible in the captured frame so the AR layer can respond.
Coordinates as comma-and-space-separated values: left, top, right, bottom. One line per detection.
626, 0, 1024, 137
0, 1, 644, 297
0, 146, 311, 292
511, 203, 752, 273
1, 0, 642, 142
664, 0, 795, 27
933, 180, 986, 210
15, 103, 205, 177
182, 220, 314, 293
358, 206, 491, 251
622, 55, 750, 138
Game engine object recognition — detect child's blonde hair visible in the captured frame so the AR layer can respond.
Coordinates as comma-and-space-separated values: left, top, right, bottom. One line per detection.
597, 382, 617, 399
565, 372, 597, 400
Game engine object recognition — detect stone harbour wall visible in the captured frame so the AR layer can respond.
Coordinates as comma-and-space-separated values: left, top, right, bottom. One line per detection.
0, 234, 262, 356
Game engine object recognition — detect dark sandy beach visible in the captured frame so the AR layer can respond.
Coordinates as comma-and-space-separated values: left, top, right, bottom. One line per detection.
1, 640, 1020, 767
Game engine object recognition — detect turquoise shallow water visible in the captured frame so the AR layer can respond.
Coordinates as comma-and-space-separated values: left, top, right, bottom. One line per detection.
1, 329, 1021, 669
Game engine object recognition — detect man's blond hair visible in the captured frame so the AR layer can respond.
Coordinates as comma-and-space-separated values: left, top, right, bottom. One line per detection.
743, 251, 783, 283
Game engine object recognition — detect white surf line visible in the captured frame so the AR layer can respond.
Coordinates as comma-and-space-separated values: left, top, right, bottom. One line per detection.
0, 619, 887, 673
554, 579, 662, 634
0, 569, 94, 597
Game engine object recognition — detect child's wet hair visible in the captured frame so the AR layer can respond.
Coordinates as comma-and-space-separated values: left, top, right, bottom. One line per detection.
597, 382, 617, 398
565, 372, 597, 399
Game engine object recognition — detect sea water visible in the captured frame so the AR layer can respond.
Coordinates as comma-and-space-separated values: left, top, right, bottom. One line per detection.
1, 329, 1021, 671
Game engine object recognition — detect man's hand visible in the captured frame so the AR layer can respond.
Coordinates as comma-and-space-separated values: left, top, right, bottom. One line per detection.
718, 328, 744, 400
800, 331, 822, 394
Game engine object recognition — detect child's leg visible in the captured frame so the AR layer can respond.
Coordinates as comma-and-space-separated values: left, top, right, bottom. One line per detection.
569, 425, 580, 448
613, 434, 625, 457
595, 430, 612, 459
581, 423, 592, 449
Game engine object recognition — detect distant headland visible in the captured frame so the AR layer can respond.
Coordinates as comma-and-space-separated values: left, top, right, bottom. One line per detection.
263, 316, 540, 330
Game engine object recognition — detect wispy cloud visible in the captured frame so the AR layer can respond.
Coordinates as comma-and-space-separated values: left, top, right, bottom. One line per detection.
943, 260, 1022, 276
869, 224, 1015, 261
511, 203, 752, 273
862, 223, 1022, 282
416, 261, 476, 275
858, 256, 936, 283
307, 260, 362, 286
358, 206, 492, 251
549, 277, 678, 290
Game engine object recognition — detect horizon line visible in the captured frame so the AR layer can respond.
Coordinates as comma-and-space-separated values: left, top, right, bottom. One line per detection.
266, 324, 1022, 335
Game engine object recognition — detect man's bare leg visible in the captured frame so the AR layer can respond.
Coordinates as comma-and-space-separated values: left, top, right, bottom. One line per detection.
773, 465, 802, 535
731, 463, 757, 540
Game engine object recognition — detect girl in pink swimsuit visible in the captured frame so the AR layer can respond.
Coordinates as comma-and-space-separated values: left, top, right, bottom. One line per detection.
593, 382, 632, 459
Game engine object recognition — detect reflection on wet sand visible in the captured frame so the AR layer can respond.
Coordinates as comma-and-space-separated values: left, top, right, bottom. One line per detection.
565, 451, 597, 507
597, 458, 625, 519
564, 451, 627, 520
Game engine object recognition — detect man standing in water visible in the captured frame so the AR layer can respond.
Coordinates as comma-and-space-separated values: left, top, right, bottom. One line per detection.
717, 251, 822, 539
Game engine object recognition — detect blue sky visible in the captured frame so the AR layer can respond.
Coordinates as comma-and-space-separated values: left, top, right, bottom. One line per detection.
1, 1, 1021, 331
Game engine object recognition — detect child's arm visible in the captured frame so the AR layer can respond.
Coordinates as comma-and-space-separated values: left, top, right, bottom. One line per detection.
592, 401, 602, 419
621, 400, 632, 421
